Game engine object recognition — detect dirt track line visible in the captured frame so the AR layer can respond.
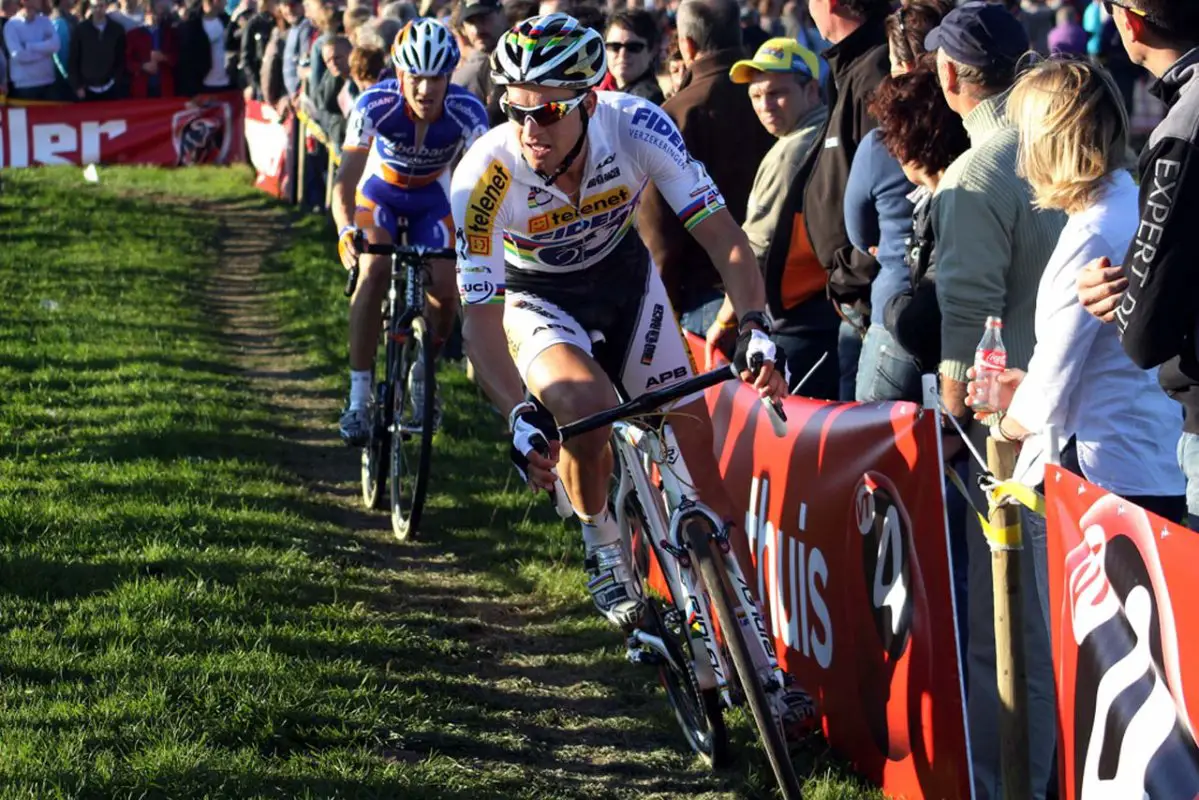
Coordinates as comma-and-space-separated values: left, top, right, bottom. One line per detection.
198, 201, 740, 800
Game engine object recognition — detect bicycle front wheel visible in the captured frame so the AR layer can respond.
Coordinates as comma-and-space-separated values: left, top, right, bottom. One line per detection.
360, 381, 389, 510
686, 515, 803, 800
627, 495, 729, 768
389, 315, 435, 541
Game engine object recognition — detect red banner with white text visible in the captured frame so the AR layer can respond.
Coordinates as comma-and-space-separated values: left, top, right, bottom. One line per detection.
1, 93, 244, 168
244, 99, 292, 200
1044, 467, 1199, 799
692, 338, 971, 800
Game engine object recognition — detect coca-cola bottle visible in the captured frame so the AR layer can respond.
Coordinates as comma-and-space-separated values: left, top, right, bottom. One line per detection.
972, 316, 1007, 414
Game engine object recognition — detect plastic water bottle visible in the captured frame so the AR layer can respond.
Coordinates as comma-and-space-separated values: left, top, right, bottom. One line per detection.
972, 316, 1007, 414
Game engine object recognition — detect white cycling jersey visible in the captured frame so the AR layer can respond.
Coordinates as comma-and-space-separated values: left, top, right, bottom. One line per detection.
449, 91, 727, 306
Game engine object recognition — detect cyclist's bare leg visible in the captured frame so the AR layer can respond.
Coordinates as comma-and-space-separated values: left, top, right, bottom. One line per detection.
669, 397, 755, 577
423, 257, 458, 353
348, 225, 394, 372
525, 342, 618, 515
526, 343, 643, 626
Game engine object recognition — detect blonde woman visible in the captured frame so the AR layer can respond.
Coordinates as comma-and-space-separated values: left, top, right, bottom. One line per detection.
966, 59, 1185, 520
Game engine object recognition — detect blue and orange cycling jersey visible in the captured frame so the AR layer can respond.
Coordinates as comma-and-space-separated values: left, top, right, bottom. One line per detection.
344, 80, 488, 248
344, 80, 488, 190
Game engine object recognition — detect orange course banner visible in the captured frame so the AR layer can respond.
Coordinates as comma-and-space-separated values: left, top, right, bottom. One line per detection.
1043, 466, 1199, 799
694, 339, 971, 800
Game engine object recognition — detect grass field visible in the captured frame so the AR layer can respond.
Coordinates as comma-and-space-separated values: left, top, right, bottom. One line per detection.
0, 165, 882, 799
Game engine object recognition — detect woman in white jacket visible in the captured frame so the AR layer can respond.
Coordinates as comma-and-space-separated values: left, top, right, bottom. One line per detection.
968, 57, 1186, 523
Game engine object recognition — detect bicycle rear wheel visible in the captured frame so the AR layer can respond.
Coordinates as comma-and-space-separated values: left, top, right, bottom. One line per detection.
389, 315, 435, 541
686, 515, 803, 800
627, 495, 729, 768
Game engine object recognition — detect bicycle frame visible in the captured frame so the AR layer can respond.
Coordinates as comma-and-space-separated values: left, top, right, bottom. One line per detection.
611, 416, 788, 710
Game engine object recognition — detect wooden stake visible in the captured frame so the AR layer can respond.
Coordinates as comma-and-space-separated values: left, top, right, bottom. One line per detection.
987, 437, 1030, 800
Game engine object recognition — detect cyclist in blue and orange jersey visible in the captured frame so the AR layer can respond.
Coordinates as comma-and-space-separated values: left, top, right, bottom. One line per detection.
333, 18, 489, 446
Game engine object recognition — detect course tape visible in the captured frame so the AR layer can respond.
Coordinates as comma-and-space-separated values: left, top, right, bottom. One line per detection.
945, 470, 1046, 552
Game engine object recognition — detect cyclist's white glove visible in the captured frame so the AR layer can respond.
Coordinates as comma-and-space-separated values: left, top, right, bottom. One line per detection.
508, 400, 559, 488
733, 328, 778, 376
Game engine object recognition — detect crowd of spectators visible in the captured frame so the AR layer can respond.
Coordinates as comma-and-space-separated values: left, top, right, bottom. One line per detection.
7, 0, 1199, 795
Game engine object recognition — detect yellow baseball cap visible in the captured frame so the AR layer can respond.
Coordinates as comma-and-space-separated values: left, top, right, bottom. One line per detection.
729, 38, 821, 84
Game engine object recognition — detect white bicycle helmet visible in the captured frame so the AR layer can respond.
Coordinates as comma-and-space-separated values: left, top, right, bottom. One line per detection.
490, 13, 607, 90
391, 18, 460, 77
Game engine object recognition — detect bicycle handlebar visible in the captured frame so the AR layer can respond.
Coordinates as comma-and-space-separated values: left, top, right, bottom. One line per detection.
342, 240, 456, 297
558, 364, 789, 443
360, 242, 457, 259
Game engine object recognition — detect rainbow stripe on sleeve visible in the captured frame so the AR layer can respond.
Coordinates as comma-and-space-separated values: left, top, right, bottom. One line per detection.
678, 191, 725, 231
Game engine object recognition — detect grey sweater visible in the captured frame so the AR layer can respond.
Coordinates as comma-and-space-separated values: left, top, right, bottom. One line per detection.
934, 91, 1066, 381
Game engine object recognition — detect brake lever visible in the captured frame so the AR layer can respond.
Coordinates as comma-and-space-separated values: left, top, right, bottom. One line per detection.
343, 229, 367, 297
532, 432, 573, 519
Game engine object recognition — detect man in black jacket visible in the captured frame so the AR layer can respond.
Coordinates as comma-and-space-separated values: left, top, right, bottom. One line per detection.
637, 0, 775, 341
786, 0, 890, 399
1077, 0, 1199, 527
69, 0, 126, 100
176, 0, 232, 96
240, 0, 277, 100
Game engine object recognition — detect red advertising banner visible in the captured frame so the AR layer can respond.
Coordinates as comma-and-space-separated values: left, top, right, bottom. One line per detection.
244, 99, 292, 200
0, 93, 244, 168
1043, 466, 1199, 799
692, 339, 971, 799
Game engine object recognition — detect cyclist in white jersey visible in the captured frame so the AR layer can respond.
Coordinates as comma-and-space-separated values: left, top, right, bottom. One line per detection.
450, 13, 788, 630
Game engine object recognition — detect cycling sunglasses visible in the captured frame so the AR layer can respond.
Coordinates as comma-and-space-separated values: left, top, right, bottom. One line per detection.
605, 40, 648, 54
500, 92, 588, 127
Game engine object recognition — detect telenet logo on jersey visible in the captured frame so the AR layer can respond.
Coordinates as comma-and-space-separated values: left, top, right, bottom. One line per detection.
465, 160, 511, 256
527, 185, 632, 237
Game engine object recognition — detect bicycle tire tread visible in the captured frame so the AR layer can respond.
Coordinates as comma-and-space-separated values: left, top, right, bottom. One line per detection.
687, 516, 804, 800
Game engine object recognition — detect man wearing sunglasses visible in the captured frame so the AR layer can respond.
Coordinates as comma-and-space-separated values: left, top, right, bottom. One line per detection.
1076, 0, 1199, 529
333, 19, 489, 446
449, 13, 789, 638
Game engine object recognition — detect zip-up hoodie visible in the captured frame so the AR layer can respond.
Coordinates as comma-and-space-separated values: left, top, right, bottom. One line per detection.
1116, 47, 1199, 433
798, 14, 889, 315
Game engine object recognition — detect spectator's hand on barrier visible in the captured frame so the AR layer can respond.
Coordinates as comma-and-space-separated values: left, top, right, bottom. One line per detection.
1077, 257, 1127, 323
142, 60, 158, 75
509, 401, 561, 492
965, 366, 1025, 420
244, 86, 255, 102
75, 88, 85, 100
337, 226, 361, 271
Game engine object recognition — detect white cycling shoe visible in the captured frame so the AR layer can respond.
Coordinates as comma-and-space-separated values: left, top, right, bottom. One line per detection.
584, 541, 645, 629
339, 405, 371, 447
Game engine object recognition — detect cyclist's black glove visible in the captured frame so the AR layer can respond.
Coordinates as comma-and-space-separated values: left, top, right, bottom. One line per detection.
508, 399, 559, 486
733, 327, 779, 377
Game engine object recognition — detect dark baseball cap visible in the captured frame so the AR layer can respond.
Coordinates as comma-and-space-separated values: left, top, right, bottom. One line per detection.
924, 1, 1030, 70
460, 0, 501, 19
